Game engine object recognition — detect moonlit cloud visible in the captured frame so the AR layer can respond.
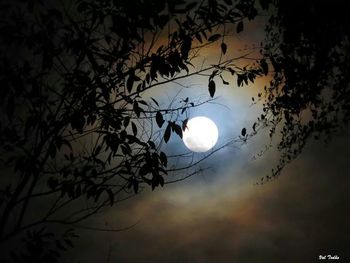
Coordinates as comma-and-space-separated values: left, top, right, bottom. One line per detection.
68, 130, 350, 263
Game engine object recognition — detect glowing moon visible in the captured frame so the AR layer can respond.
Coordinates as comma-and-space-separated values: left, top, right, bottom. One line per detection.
183, 116, 219, 152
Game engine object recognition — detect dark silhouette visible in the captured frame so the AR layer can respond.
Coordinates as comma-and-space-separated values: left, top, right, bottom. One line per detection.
257, 0, 350, 182
0, 0, 261, 261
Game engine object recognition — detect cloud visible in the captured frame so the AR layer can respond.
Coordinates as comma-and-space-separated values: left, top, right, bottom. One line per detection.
70, 127, 350, 263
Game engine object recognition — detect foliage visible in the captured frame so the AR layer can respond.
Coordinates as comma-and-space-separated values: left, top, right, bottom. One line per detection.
0, 0, 262, 260
256, 0, 350, 182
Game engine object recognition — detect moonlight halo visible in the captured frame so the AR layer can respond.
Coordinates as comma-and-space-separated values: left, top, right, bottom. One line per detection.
183, 116, 219, 152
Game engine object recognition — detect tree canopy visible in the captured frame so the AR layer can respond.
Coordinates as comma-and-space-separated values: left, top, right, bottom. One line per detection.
259, 0, 350, 180
0, 0, 261, 261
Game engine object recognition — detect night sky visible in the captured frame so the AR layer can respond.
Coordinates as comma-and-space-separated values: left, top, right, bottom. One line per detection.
66, 114, 350, 263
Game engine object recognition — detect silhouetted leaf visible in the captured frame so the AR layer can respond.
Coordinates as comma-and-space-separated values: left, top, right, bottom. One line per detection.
221, 43, 227, 54
146, 141, 154, 150
156, 111, 165, 128
182, 118, 188, 131
195, 32, 203, 43
159, 175, 164, 187
208, 34, 221, 42
260, 59, 269, 75
252, 122, 257, 132
131, 122, 137, 136
181, 36, 191, 60
133, 101, 141, 117
241, 128, 247, 136
160, 151, 167, 167
164, 123, 171, 143
173, 124, 183, 138
126, 70, 134, 93
123, 117, 130, 128
228, 67, 235, 75
208, 80, 216, 97
237, 74, 243, 87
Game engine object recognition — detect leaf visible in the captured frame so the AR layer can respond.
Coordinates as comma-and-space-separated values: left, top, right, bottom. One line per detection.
131, 122, 137, 136
181, 36, 192, 60
260, 59, 269, 75
228, 67, 235, 75
148, 140, 156, 149
208, 34, 221, 42
252, 122, 257, 132
237, 74, 243, 87
182, 119, 188, 131
151, 178, 157, 190
133, 101, 141, 117
173, 124, 183, 138
126, 71, 134, 93
156, 111, 165, 128
123, 117, 130, 127
160, 151, 167, 167
223, 0, 232, 4
195, 32, 202, 43
221, 43, 227, 54
208, 80, 216, 97
241, 128, 247, 137
164, 123, 171, 143
248, 72, 255, 83
236, 21, 244, 33
159, 175, 164, 187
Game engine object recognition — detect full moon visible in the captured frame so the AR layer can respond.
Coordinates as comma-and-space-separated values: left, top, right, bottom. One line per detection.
183, 116, 219, 152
